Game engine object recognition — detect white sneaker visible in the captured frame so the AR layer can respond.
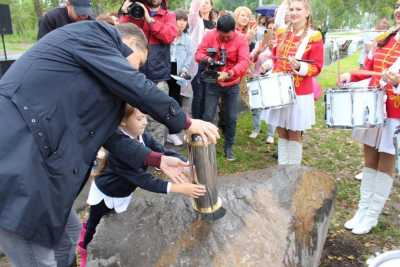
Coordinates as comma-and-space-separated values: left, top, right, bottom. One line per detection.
167, 134, 183, 146
266, 136, 274, 144
355, 172, 363, 180
249, 131, 259, 139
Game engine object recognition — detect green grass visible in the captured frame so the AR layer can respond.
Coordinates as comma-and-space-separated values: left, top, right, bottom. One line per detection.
214, 52, 400, 266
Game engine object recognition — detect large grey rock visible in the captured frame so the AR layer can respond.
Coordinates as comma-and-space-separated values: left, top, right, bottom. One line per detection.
88, 166, 336, 267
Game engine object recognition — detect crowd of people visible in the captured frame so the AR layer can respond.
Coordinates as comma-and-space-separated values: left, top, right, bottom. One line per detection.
1, 0, 400, 266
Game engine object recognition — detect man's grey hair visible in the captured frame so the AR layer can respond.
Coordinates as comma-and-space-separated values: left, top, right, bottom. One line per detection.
116, 23, 148, 51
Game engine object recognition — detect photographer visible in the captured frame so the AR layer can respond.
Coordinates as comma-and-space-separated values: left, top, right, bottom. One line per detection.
119, 0, 177, 145
37, 0, 93, 40
195, 14, 249, 161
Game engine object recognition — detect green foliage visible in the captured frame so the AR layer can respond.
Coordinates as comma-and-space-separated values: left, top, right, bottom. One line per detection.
2, 0, 399, 42
9, 0, 38, 40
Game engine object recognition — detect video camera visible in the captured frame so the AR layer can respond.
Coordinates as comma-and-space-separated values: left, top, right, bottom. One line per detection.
127, 0, 145, 19
200, 48, 227, 83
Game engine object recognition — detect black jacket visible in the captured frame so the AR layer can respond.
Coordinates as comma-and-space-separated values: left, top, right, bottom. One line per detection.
0, 21, 186, 247
37, 7, 93, 40
96, 130, 185, 198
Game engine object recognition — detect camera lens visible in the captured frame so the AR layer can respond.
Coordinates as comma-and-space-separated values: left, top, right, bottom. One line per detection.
128, 2, 145, 19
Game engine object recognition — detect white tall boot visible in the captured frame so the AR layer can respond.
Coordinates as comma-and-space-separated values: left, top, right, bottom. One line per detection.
277, 138, 288, 165
352, 171, 393, 235
287, 141, 302, 165
344, 167, 376, 230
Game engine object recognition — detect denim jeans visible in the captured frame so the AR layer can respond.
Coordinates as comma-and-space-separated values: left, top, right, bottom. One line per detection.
0, 210, 81, 267
251, 108, 276, 137
191, 71, 207, 119
202, 83, 240, 148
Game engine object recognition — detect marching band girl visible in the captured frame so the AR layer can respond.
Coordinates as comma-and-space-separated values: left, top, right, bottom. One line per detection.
264, 0, 324, 165
340, 1, 400, 235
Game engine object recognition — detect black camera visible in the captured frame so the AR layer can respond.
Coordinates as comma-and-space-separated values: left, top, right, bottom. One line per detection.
127, 1, 145, 19
200, 48, 227, 83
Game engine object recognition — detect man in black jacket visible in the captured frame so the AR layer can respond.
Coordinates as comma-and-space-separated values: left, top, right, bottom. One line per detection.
0, 21, 218, 267
37, 0, 93, 40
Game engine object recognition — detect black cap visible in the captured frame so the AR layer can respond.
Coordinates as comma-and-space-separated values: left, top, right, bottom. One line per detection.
70, 0, 93, 17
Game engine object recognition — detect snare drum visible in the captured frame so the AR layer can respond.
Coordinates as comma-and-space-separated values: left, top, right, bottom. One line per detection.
367, 250, 400, 267
325, 88, 386, 128
247, 73, 296, 110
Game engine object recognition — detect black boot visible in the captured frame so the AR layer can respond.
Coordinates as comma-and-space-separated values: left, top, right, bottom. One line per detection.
224, 146, 235, 161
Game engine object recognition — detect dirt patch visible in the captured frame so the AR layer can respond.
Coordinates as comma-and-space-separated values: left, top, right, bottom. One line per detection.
320, 231, 365, 267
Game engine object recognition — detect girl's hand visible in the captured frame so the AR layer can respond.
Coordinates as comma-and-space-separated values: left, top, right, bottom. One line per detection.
382, 70, 400, 86
288, 56, 300, 72
171, 183, 207, 198
160, 156, 190, 183
338, 73, 351, 86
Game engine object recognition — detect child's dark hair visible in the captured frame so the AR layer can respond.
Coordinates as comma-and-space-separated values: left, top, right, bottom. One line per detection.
175, 9, 189, 33
123, 104, 137, 121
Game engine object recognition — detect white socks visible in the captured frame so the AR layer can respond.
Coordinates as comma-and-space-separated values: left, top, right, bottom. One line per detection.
278, 139, 303, 165
287, 141, 302, 165
344, 167, 376, 230
352, 171, 393, 235
278, 138, 288, 165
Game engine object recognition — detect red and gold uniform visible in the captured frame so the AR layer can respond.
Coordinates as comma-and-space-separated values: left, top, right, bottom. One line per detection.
263, 28, 324, 132
273, 28, 324, 95
350, 31, 400, 118
351, 31, 400, 155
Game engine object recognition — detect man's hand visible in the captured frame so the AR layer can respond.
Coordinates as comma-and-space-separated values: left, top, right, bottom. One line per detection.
186, 119, 220, 145
121, 0, 132, 13
217, 71, 231, 81
160, 156, 190, 183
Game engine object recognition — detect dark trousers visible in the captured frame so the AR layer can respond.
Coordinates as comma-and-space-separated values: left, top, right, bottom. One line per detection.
202, 83, 240, 148
191, 69, 207, 119
166, 62, 182, 106
83, 201, 112, 249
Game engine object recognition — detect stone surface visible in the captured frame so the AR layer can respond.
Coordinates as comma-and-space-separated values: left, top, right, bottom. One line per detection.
88, 166, 336, 267
73, 177, 92, 213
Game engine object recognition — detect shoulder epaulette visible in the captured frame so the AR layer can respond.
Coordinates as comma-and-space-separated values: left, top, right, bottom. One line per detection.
309, 30, 323, 42
275, 27, 287, 36
374, 31, 391, 42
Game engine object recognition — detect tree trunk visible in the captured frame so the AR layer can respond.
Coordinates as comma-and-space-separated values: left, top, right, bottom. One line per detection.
32, 0, 43, 19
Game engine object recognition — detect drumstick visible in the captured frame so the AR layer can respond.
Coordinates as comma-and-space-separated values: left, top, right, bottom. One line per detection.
271, 56, 314, 63
350, 70, 383, 76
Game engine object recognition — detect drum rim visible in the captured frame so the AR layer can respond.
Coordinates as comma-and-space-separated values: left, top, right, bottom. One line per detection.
326, 87, 382, 92
247, 72, 294, 81
368, 250, 400, 266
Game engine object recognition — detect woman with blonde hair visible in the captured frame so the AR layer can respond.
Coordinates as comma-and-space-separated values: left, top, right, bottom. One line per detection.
264, 0, 324, 165
234, 6, 256, 43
